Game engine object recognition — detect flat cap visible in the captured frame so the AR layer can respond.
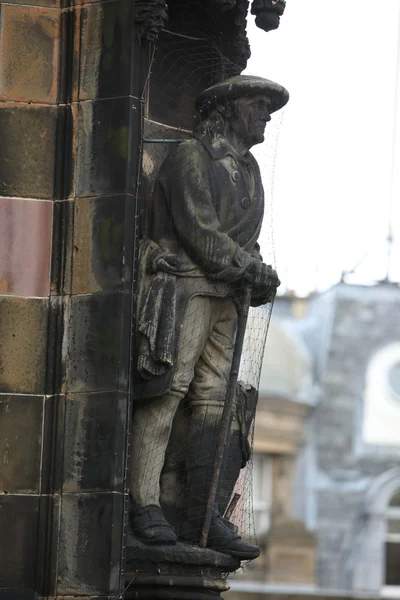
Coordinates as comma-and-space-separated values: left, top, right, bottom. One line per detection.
195, 75, 289, 117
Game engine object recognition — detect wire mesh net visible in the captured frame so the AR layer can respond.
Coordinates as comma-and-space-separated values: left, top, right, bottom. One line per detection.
125, 0, 286, 583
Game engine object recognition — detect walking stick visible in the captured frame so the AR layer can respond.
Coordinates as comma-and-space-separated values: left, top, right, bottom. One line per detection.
200, 285, 253, 549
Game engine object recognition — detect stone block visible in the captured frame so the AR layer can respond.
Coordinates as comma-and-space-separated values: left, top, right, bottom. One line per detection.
0, 495, 40, 589
79, 0, 133, 101
75, 97, 138, 197
0, 297, 48, 394
66, 292, 130, 393
5, 0, 65, 6
62, 392, 126, 493
0, 5, 61, 103
57, 492, 123, 595
0, 104, 62, 199
72, 195, 128, 294
0, 394, 44, 494
0, 198, 53, 297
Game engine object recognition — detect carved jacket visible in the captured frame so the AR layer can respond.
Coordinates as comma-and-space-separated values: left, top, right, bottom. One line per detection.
149, 133, 264, 279
135, 133, 265, 399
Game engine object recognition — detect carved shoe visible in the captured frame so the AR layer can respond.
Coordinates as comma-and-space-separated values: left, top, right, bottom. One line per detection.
207, 515, 260, 560
131, 505, 177, 545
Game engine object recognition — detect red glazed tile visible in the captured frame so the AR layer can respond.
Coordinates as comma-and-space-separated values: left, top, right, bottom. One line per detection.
0, 197, 53, 297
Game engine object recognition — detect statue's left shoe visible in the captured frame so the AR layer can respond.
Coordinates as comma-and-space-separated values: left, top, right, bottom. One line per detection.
131, 505, 178, 545
206, 515, 260, 560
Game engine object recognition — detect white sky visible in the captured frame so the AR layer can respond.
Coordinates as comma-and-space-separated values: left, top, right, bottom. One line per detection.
246, 0, 400, 296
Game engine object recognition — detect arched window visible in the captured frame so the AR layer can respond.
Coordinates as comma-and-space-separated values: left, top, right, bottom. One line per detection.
362, 343, 400, 448
353, 469, 400, 594
385, 489, 400, 588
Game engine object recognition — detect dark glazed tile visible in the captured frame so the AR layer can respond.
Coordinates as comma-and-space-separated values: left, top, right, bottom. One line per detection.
62, 392, 126, 492
58, 493, 123, 595
76, 97, 137, 197
72, 195, 126, 294
0, 104, 59, 199
0, 394, 44, 494
148, 30, 220, 130
66, 292, 129, 393
0, 297, 49, 394
0, 495, 40, 590
0, 5, 61, 104
0, 198, 53, 297
79, 0, 133, 101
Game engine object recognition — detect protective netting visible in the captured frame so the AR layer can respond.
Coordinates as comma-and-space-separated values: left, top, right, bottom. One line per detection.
126, 2, 285, 580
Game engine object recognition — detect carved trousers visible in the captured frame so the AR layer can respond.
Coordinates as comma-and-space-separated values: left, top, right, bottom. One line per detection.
131, 294, 237, 509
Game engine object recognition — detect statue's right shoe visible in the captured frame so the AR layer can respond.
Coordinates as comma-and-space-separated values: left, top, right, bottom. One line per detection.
206, 515, 260, 560
179, 513, 260, 560
131, 505, 178, 545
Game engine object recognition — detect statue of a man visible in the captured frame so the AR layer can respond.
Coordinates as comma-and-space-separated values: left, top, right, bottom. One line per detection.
131, 75, 289, 559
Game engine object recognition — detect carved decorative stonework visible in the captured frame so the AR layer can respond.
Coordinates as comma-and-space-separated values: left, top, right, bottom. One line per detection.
251, 0, 286, 32
209, 0, 286, 73
134, 0, 286, 71
208, 0, 238, 11
218, 0, 251, 74
134, 0, 168, 41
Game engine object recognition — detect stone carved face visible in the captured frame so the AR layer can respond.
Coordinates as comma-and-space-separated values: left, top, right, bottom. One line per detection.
234, 94, 272, 147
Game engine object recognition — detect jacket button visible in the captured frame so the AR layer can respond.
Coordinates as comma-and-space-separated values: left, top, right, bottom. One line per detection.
241, 197, 250, 209
232, 170, 241, 182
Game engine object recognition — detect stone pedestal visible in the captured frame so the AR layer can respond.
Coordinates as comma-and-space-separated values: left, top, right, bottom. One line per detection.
125, 539, 240, 599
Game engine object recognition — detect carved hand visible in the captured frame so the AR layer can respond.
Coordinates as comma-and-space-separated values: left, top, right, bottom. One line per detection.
244, 258, 280, 288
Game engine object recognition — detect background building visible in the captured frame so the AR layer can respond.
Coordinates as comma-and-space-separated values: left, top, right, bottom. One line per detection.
227, 281, 400, 599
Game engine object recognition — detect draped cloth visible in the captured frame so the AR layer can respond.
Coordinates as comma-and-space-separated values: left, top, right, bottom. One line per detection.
136, 240, 178, 380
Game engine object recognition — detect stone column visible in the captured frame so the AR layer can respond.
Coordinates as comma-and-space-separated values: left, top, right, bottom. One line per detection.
0, 0, 143, 595
0, 0, 287, 597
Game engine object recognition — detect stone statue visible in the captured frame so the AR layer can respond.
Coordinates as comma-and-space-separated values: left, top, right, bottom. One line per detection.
131, 75, 289, 560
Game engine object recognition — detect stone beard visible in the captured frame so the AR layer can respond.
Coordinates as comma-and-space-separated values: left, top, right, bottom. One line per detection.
131, 76, 288, 560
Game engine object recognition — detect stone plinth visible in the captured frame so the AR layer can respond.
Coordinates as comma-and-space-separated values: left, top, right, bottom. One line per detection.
125, 538, 240, 599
